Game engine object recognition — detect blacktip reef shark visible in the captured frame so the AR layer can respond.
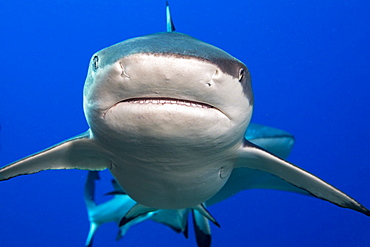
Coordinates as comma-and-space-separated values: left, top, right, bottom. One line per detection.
0, 2, 369, 245
84, 123, 297, 247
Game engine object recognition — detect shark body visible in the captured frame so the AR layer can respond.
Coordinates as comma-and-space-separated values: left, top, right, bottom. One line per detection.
84, 123, 296, 247
0, 3, 369, 245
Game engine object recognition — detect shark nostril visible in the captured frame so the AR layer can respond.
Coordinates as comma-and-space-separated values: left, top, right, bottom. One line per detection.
207, 69, 219, 87
120, 62, 130, 78
206, 79, 214, 87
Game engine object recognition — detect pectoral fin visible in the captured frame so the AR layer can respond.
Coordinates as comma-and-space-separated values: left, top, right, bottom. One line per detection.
0, 130, 110, 181
119, 203, 157, 227
237, 140, 370, 216
151, 209, 189, 234
207, 123, 307, 206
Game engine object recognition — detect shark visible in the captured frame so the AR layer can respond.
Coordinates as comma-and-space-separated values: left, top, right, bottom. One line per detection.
0, 2, 369, 245
84, 171, 155, 247
84, 123, 296, 247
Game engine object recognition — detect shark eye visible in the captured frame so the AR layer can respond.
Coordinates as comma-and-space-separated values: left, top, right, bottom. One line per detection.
92, 55, 99, 71
238, 68, 245, 82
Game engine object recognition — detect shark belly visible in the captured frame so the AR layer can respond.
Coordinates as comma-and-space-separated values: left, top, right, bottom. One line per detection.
109, 155, 234, 209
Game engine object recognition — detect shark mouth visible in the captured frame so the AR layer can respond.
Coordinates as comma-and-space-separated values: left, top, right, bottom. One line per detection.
121, 97, 214, 109
103, 97, 222, 119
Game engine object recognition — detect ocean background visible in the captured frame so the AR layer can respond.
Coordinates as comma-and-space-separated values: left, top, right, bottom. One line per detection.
0, 0, 369, 246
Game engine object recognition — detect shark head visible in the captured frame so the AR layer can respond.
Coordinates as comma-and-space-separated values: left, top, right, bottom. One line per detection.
82, 32, 254, 208
83, 32, 253, 160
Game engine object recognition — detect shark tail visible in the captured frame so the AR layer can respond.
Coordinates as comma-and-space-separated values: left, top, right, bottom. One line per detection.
85, 222, 99, 247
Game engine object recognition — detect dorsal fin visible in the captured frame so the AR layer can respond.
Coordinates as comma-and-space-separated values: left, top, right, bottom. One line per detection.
166, 1, 175, 32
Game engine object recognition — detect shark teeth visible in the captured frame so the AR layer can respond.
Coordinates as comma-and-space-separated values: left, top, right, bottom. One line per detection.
124, 98, 212, 109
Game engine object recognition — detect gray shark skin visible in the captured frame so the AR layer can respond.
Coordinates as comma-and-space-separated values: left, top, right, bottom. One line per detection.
0, 2, 369, 245
84, 123, 297, 247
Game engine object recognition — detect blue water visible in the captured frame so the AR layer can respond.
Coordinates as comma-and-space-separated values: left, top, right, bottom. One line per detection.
0, 1, 369, 246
